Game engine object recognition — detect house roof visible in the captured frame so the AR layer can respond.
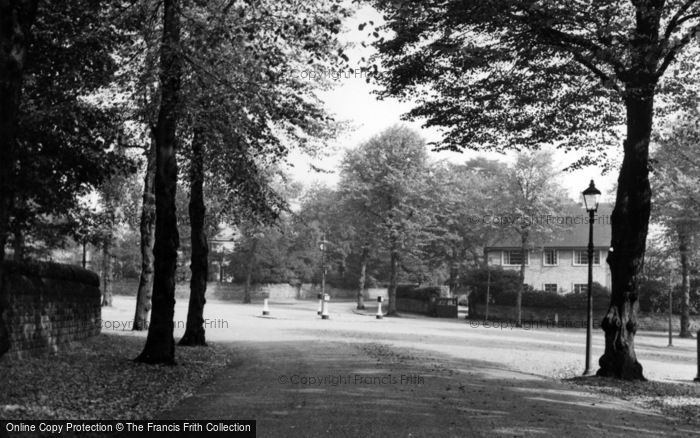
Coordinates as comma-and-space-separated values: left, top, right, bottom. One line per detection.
487, 203, 613, 249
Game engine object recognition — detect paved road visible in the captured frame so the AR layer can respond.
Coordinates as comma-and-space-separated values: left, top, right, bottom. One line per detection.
104, 297, 700, 437
159, 337, 696, 437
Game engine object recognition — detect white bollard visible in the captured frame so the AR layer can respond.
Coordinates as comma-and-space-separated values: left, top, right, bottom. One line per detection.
262, 298, 270, 316
321, 294, 330, 320
317, 293, 323, 315
376, 296, 383, 319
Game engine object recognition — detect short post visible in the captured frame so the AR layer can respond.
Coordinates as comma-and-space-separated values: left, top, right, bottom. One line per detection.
317, 293, 323, 315
321, 293, 330, 320
262, 298, 270, 316
695, 329, 700, 382
376, 296, 383, 319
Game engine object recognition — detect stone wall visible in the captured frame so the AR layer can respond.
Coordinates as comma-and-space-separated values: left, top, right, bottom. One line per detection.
0, 261, 101, 358
114, 279, 389, 302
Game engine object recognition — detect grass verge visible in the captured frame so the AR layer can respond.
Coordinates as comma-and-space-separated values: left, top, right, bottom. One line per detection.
0, 332, 229, 420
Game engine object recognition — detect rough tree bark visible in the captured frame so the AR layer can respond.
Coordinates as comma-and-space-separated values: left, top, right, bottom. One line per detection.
81, 241, 87, 269
133, 139, 156, 331
0, 264, 9, 357
12, 228, 23, 261
101, 237, 113, 307
357, 245, 368, 310
448, 247, 467, 295
678, 230, 691, 338
136, 0, 182, 364
0, 0, 38, 261
179, 129, 208, 346
243, 238, 257, 304
598, 81, 655, 380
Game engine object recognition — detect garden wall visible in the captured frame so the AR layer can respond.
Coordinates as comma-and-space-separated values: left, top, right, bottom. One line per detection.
470, 303, 606, 325
113, 278, 388, 302
0, 261, 101, 359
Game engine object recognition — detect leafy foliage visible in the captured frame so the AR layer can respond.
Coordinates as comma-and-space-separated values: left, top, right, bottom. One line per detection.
466, 267, 610, 309
9, 1, 138, 250
367, 0, 700, 169
175, 0, 351, 224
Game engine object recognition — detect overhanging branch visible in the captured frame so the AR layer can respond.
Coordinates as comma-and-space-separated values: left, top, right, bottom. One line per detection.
656, 21, 700, 78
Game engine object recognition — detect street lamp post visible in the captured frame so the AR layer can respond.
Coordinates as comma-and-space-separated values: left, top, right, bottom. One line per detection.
319, 235, 327, 295
485, 257, 492, 322
319, 234, 329, 318
210, 238, 235, 283
582, 180, 601, 376
695, 331, 700, 382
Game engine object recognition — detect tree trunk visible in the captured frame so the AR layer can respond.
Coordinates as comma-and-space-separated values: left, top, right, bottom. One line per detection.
448, 247, 460, 295
82, 241, 87, 269
678, 230, 691, 338
516, 231, 528, 328
0, 262, 9, 357
101, 238, 113, 307
357, 245, 368, 310
133, 138, 156, 331
598, 84, 655, 380
387, 242, 399, 316
0, 1, 37, 262
243, 238, 258, 304
136, 0, 182, 365
179, 129, 208, 347
12, 227, 23, 261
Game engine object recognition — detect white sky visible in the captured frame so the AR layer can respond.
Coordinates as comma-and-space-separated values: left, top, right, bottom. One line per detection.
284, 5, 619, 203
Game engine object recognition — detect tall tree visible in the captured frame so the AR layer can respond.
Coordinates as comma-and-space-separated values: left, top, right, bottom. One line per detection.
336, 178, 384, 309
127, 1, 163, 331
651, 110, 700, 338
499, 151, 567, 327
0, 0, 38, 260
422, 159, 507, 293
134, 139, 156, 330
171, 0, 349, 345
340, 126, 432, 316
179, 128, 208, 345
136, 0, 182, 364
369, 0, 700, 380
1, 1, 135, 260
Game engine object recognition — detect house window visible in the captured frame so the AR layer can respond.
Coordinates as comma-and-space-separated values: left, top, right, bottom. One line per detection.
503, 250, 528, 266
574, 284, 588, 294
544, 284, 558, 294
543, 249, 558, 266
574, 250, 600, 265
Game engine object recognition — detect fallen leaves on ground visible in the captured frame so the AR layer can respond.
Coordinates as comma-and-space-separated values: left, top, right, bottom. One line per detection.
0, 332, 229, 420
568, 376, 700, 427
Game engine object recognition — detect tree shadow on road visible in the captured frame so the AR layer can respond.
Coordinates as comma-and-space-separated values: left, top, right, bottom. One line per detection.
160, 339, 695, 437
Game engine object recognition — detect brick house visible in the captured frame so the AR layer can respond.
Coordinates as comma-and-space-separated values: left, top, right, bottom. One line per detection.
485, 203, 613, 294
